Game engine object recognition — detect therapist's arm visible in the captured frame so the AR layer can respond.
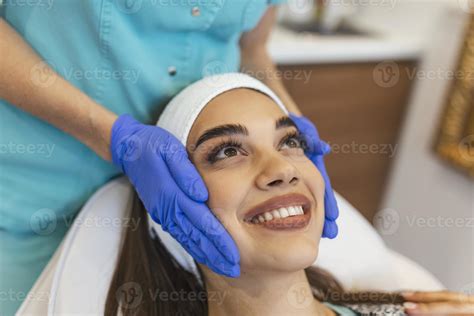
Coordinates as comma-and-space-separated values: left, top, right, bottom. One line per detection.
0, 18, 117, 161
239, 6, 302, 115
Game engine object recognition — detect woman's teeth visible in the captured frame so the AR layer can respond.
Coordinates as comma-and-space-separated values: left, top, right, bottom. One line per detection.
250, 206, 304, 224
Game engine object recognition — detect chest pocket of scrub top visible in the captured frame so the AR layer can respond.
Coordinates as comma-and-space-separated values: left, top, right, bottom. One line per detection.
205, 0, 270, 40
114, 0, 225, 31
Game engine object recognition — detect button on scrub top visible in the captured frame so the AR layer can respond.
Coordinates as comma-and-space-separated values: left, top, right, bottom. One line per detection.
0, 0, 286, 314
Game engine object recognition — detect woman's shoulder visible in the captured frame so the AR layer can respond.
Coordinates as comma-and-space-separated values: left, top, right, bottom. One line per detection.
324, 301, 407, 316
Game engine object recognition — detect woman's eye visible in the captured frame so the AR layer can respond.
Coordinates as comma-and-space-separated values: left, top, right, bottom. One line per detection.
282, 136, 303, 149
215, 146, 239, 160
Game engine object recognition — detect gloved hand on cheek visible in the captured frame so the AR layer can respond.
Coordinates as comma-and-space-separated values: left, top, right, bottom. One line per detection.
289, 113, 339, 239
110, 114, 241, 277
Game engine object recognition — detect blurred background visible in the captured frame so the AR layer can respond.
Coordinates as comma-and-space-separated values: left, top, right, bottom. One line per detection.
266, 0, 473, 293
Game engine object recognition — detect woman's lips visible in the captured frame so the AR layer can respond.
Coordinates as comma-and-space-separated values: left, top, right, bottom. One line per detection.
258, 210, 311, 230
243, 193, 313, 231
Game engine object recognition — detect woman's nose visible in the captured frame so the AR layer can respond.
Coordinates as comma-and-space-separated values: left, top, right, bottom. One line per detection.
255, 155, 300, 190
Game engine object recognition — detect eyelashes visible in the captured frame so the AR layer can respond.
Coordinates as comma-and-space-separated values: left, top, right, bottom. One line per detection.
280, 130, 308, 151
205, 130, 308, 164
206, 139, 243, 164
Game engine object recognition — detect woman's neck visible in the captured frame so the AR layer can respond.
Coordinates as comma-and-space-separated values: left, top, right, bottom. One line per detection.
203, 268, 335, 316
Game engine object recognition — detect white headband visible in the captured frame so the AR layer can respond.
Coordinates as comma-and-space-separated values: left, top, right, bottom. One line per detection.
148, 72, 289, 282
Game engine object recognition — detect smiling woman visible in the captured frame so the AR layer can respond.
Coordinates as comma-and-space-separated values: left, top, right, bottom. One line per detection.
106, 74, 382, 315
185, 87, 328, 280
102, 73, 415, 315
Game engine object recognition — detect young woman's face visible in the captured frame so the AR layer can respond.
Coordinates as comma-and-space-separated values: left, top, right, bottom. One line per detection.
186, 88, 325, 276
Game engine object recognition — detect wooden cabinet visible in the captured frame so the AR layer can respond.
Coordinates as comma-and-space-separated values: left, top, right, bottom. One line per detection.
279, 61, 417, 222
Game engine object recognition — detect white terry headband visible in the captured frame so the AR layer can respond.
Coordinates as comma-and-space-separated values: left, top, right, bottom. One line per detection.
148, 72, 289, 282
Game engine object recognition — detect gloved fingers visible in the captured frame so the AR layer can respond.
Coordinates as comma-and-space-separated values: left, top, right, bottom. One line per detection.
173, 212, 240, 277
176, 195, 240, 265
313, 140, 331, 156
322, 219, 338, 239
162, 141, 209, 202
289, 113, 339, 238
314, 155, 339, 222
290, 114, 317, 145
165, 221, 207, 264
324, 188, 339, 222
289, 113, 328, 156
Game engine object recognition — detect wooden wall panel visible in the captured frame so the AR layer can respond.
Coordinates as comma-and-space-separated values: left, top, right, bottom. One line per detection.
278, 62, 417, 222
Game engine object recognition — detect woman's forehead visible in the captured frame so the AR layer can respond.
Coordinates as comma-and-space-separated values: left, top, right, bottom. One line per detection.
187, 89, 286, 145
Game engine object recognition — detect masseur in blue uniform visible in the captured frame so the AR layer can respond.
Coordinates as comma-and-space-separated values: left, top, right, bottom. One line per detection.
0, 1, 339, 314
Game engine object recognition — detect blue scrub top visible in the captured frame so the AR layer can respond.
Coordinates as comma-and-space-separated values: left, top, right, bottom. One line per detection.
0, 0, 286, 314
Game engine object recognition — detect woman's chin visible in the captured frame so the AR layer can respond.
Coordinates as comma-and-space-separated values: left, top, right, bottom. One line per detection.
243, 241, 320, 275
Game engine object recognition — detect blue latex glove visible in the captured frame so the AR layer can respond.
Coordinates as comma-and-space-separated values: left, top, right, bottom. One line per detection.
289, 113, 339, 238
110, 114, 240, 277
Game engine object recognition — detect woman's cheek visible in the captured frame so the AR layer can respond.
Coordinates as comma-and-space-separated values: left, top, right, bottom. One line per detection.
201, 172, 244, 227
300, 162, 325, 207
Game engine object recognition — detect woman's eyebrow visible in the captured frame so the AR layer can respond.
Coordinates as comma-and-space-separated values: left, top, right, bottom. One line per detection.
194, 124, 248, 149
275, 116, 297, 130
194, 116, 296, 149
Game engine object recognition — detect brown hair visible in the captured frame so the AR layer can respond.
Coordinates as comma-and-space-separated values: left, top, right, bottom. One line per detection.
105, 192, 404, 315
